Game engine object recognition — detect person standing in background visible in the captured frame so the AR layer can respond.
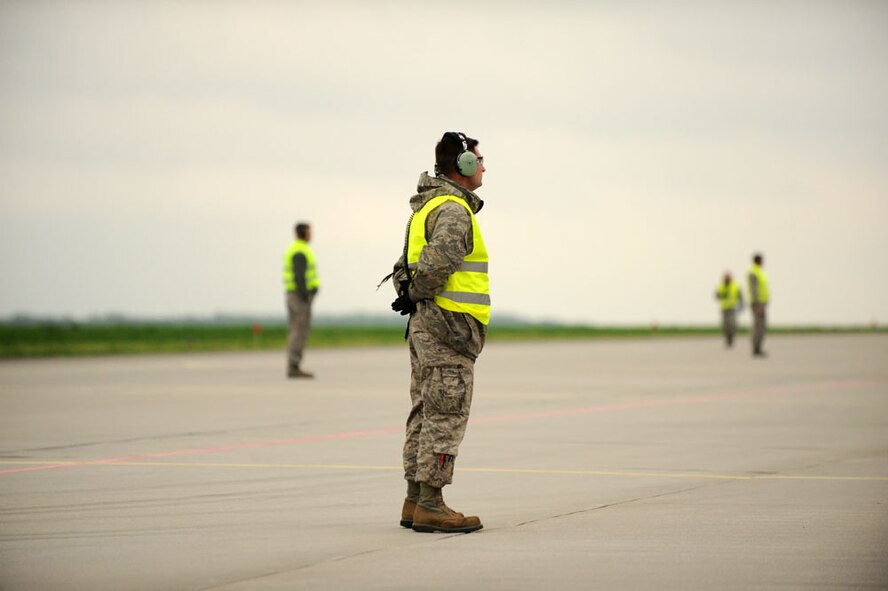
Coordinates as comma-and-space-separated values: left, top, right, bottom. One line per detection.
748, 253, 769, 358
283, 222, 319, 378
714, 272, 743, 348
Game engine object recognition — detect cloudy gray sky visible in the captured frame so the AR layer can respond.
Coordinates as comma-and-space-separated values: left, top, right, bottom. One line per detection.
1, 1, 886, 325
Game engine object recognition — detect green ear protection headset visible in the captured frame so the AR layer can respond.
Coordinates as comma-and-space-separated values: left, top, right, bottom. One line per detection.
449, 131, 479, 177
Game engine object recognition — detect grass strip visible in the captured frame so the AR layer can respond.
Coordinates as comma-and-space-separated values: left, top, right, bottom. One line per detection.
0, 322, 883, 359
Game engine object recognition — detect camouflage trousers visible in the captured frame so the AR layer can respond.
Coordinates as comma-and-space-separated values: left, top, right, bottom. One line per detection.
403, 327, 475, 488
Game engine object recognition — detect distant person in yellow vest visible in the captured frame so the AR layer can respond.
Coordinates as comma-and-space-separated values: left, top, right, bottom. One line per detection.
748, 253, 770, 358
714, 272, 743, 348
282, 222, 319, 378
389, 132, 488, 534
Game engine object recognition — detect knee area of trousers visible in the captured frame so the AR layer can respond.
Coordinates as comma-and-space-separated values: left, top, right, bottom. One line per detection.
421, 365, 472, 415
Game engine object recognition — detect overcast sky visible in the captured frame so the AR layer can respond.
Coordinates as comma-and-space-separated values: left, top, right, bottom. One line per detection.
1, 1, 886, 325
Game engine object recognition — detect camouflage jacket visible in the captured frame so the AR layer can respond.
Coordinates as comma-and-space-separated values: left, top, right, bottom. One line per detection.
392, 172, 487, 360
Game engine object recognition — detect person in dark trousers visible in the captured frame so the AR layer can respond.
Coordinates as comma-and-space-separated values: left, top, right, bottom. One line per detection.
283, 222, 319, 378
715, 272, 743, 347
748, 253, 769, 358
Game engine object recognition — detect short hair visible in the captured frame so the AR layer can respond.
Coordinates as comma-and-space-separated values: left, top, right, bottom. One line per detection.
435, 132, 479, 177
753, 253, 763, 264
295, 222, 310, 239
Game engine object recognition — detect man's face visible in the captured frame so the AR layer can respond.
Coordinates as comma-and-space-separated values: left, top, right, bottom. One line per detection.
466, 148, 485, 191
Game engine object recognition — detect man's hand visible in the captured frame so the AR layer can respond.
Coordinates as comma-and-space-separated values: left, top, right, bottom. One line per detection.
391, 281, 417, 316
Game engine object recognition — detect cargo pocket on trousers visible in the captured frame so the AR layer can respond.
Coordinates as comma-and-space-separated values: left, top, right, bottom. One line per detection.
424, 366, 468, 415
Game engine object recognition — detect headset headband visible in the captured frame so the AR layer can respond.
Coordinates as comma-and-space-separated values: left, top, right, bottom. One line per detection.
453, 132, 468, 151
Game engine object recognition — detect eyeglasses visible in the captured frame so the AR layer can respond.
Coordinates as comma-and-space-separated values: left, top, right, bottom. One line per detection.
476, 156, 484, 165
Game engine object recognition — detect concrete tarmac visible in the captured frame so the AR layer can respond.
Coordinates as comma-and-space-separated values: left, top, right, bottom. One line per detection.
1, 334, 887, 590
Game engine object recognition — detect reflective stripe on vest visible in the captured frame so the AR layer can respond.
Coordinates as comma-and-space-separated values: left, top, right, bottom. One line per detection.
282, 240, 320, 292
407, 195, 490, 325
748, 264, 769, 304
716, 282, 740, 310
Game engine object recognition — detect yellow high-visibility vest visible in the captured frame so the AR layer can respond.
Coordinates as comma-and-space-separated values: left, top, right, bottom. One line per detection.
748, 263, 769, 304
716, 282, 741, 311
282, 240, 320, 292
407, 195, 490, 325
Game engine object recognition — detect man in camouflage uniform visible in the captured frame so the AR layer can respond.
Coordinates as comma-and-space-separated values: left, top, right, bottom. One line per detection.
390, 132, 489, 533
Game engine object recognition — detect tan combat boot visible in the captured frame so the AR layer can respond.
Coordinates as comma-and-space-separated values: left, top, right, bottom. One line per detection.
400, 498, 417, 528
400, 479, 421, 528
411, 484, 482, 533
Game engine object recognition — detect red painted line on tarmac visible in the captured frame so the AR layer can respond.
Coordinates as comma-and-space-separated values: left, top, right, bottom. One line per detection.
0, 378, 879, 477
0, 427, 402, 476
468, 379, 878, 425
